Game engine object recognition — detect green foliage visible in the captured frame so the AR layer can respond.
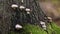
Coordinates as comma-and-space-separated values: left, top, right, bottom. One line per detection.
10, 22, 60, 34
51, 22, 60, 34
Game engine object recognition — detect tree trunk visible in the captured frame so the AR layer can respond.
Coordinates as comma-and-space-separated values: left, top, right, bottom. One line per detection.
0, 0, 60, 34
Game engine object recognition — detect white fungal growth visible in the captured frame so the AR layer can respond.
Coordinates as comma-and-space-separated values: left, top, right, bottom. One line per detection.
19, 6, 25, 9
25, 8, 31, 12
27, 12, 30, 14
15, 24, 22, 29
40, 21, 45, 25
47, 17, 52, 20
11, 4, 18, 8
40, 21, 47, 30
47, 17, 52, 22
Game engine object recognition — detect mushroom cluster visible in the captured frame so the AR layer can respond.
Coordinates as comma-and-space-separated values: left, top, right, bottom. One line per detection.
25, 8, 31, 14
11, 4, 31, 14
11, 4, 31, 30
40, 21, 47, 30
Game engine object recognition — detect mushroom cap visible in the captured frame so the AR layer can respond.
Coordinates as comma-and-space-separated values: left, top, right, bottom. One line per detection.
19, 6, 25, 9
25, 8, 31, 12
11, 4, 18, 8
40, 21, 45, 25
47, 17, 52, 20
27, 12, 30, 14
15, 24, 22, 29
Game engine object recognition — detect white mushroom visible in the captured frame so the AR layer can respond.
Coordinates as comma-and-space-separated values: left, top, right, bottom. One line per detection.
25, 8, 31, 14
40, 21, 45, 25
27, 12, 30, 14
15, 24, 22, 29
47, 17, 52, 22
47, 17, 52, 20
19, 6, 25, 9
11, 4, 18, 8
40, 21, 47, 30
25, 8, 31, 12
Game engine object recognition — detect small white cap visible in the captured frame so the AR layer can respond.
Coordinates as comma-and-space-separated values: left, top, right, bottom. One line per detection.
47, 17, 52, 20
40, 21, 45, 25
19, 6, 25, 9
15, 24, 22, 29
11, 4, 18, 8
27, 12, 30, 14
25, 8, 31, 12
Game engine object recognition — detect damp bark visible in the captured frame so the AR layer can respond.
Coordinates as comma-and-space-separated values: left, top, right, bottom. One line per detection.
0, 0, 49, 34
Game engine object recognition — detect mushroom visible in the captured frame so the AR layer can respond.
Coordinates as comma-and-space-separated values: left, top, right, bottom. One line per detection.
47, 17, 52, 22
15, 24, 22, 30
47, 17, 52, 20
40, 21, 47, 30
25, 8, 31, 14
40, 21, 45, 25
11, 4, 18, 8
19, 6, 25, 9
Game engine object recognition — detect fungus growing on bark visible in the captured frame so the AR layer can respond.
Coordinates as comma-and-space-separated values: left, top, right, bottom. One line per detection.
25, 8, 31, 14
11, 4, 18, 8
19, 6, 25, 9
15, 24, 22, 30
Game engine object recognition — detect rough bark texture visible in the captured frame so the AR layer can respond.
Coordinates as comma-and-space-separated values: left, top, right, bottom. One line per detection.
0, 0, 49, 34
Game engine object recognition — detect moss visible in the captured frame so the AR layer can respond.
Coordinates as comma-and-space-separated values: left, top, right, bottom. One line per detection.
10, 22, 60, 34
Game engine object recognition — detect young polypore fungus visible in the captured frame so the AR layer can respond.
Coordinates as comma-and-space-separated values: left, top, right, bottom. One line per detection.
11, 4, 18, 8
25, 8, 31, 14
15, 24, 22, 30
19, 6, 25, 9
